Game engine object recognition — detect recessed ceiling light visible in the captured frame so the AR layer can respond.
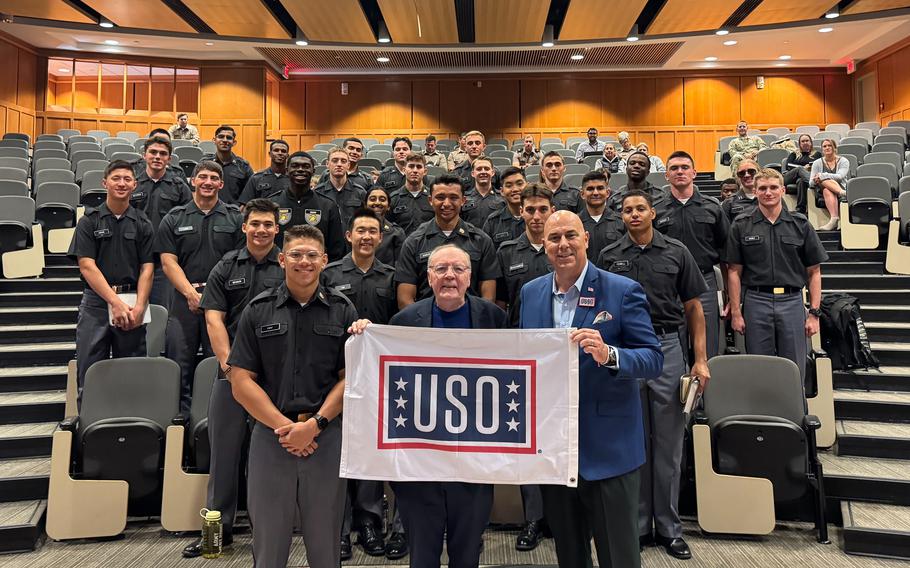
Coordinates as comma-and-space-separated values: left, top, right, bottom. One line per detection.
776, 62, 788, 67
58, 68, 70, 73
778, 55, 792, 60
104, 39, 118, 45
705, 56, 718, 61
377, 21, 391, 43
716, 29, 730, 36
819, 27, 834, 33
295, 40, 308, 46
104, 47, 121, 53
626, 24, 639, 42
99, 20, 114, 28
376, 56, 390, 63
541, 24, 555, 47
825, 8, 840, 19
205, 41, 214, 46
570, 53, 584, 60
723, 40, 737, 46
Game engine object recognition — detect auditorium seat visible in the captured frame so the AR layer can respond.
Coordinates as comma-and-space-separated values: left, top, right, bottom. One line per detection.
146, 304, 168, 357
174, 146, 203, 162
757, 148, 789, 171
0, 179, 29, 197
693, 355, 828, 543
36, 133, 64, 143
489, 156, 512, 169
69, 149, 105, 165
0, 138, 28, 150
35, 182, 79, 232
879, 126, 907, 140
887, 119, 910, 133
133, 138, 148, 152
611, 172, 629, 188
555, 149, 575, 161
838, 144, 867, 165
814, 131, 841, 143
369, 143, 392, 153
199, 141, 216, 155
80, 170, 108, 207
488, 149, 515, 160
540, 143, 564, 152
565, 136, 586, 148
841, 176, 893, 249
358, 157, 384, 170
34, 157, 72, 174
796, 125, 821, 135
0, 156, 29, 173
826, 123, 851, 136
33, 148, 67, 163
873, 133, 906, 148
0, 194, 44, 278
862, 152, 902, 186
540, 137, 562, 145
846, 129, 874, 145
56, 129, 81, 141
103, 144, 134, 159
564, 163, 589, 176
100, 137, 130, 149
885, 191, 910, 274
365, 150, 389, 163
115, 131, 140, 143
758, 133, 778, 146
583, 155, 600, 170
767, 127, 791, 137
0, 146, 29, 160
485, 143, 508, 153
34, 169, 75, 191
855, 121, 881, 135
179, 159, 197, 178
86, 130, 111, 143
0, 166, 28, 184
110, 152, 141, 164
75, 159, 110, 183
564, 173, 584, 189
646, 171, 668, 186
33, 139, 65, 152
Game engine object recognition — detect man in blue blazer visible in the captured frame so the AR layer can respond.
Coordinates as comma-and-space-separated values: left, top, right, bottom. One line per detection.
519, 210, 662, 568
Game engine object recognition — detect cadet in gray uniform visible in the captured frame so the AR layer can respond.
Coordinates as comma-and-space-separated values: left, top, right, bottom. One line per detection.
494, 183, 554, 550
596, 189, 710, 561
482, 166, 527, 248
322, 209, 401, 560
71, 160, 155, 400
156, 161, 244, 412
725, 168, 827, 383
395, 174, 500, 308
181, 198, 284, 558
228, 224, 357, 568
578, 171, 625, 258
654, 151, 729, 359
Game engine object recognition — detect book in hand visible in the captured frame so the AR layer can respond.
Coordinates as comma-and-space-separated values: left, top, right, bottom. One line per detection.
108, 292, 152, 326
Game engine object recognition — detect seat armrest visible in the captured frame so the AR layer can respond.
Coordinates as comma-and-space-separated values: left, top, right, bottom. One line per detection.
59, 416, 79, 431
693, 410, 709, 425
804, 415, 821, 431
724, 347, 741, 355
171, 413, 189, 426
810, 347, 828, 359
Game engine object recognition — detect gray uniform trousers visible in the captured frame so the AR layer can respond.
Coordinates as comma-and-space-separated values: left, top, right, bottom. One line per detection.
638, 332, 687, 539
743, 289, 808, 384
248, 420, 345, 568
150, 266, 173, 309
699, 270, 720, 359
521, 485, 544, 522
75, 290, 146, 402
165, 293, 213, 413
206, 377, 249, 534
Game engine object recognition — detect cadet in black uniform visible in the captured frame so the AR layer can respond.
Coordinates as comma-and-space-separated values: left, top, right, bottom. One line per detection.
722, 159, 761, 223
181, 198, 284, 558
725, 168, 827, 383
452, 130, 501, 193
131, 128, 187, 180
376, 137, 412, 192
395, 174, 501, 308
315, 147, 368, 229
131, 137, 193, 308
461, 156, 504, 227
606, 151, 667, 213
654, 151, 729, 359
540, 151, 581, 212
596, 189, 709, 561
237, 139, 290, 204
386, 153, 434, 235
270, 151, 345, 260
71, 160, 155, 399
316, 137, 371, 191
156, 161, 244, 412
322, 209, 399, 560
365, 186, 406, 266
228, 224, 356, 568
201, 125, 254, 205
482, 166, 526, 249
494, 183, 553, 550
719, 177, 739, 203
578, 170, 625, 258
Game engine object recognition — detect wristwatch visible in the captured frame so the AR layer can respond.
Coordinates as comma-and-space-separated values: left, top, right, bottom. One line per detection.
604, 345, 618, 367
807, 307, 822, 318
313, 413, 329, 431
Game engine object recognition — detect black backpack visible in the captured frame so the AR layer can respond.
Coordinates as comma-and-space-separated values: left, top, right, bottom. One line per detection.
819, 293, 880, 370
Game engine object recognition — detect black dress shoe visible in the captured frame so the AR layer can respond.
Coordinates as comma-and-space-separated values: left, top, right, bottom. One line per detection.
359, 523, 386, 556
385, 532, 408, 560
516, 520, 542, 551
182, 533, 232, 558
340, 535, 352, 561
656, 535, 691, 559
639, 533, 655, 551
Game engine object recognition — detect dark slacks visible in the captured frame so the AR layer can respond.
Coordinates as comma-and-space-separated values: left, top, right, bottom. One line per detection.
205, 377, 249, 534
164, 292, 213, 413
743, 289, 807, 383
391, 481, 492, 568
542, 469, 641, 568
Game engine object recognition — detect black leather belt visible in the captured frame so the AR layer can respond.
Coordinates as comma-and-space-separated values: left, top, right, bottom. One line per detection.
283, 412, 315, 423
653, 325, 678, 336
190, 282, 207, 292
746, 286, 801, 295
110, 284, 136, 293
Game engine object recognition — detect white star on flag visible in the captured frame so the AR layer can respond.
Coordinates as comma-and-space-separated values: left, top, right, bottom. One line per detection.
507, 381, 520, 394
507, 399, 520, 413
506, 418, 520, 431
394, 415, 407, 427
395, 378, 408, 391
395, 396, 408, 409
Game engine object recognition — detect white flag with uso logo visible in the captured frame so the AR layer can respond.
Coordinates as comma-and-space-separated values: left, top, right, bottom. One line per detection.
340, 324, 579, 487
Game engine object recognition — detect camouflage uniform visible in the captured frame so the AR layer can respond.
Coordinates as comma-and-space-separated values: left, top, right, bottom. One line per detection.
727, 135, 767, 172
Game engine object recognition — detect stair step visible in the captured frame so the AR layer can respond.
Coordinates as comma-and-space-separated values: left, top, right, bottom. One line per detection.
817, 230, 841, 242
0, 324, 76, 344
862, 306, 910, 324
823, 275, 910, 290
0, 423, 56, 459
822, 451, 910, 505
825, 250, 887, 262
834, 366, 910, 392
837, 420, 910, 460
871, 342, 910, 367
0, 456, 50, 502
0, 306, 78, 325
0, 390, 66, 424
0, 342, 76, 367
867, 322, 910, 342
842, 501, 910, 559
822, 240, 840, 251
822, 261, 883, 274
826, 289, 910, 305
0, 499, 46, 553
0, 291, 82, 308
0, 365, 68, 393
834, 389, 910, 423
0, 278, 82, 294
42, 265, 80, 279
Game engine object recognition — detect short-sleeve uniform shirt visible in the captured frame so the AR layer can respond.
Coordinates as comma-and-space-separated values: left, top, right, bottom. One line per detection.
131, 169, 193, 230
482, 206, 525, 249
376, 220, 406, 266
270, 187, 345, 260
496, 234, 551, 327
579, 207, 625, 260
322, 255, 397, 325
70, 203, 155, 288
314, 178, 368, 230
461, 188, 505, 228
154, 200, 244, 284
654, 189, 729, 273
201, 153, 254, 205
238, 167, 289, 204
387, 186, 434, 235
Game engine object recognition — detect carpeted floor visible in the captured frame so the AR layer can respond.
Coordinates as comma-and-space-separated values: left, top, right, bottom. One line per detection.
1, 521, 908, 568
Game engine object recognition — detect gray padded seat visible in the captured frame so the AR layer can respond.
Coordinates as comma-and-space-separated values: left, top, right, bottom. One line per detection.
0, 195, 34, 253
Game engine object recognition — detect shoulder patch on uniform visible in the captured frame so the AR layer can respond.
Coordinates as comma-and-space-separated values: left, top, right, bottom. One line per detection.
702, 194, 721, 205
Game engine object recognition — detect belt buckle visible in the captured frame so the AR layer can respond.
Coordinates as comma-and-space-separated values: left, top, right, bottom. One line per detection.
773, 287, 785, 295
297, 412, 313, 422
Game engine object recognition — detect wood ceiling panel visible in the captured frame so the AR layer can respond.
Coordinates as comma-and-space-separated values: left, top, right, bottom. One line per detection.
81, 0, 195, 33
0, 0, 94, 24
181, 0, 288, 39
378, 0, 458, 44
475, 0, 549, 43
843, 0, 910, 15
647, 0, 738, 35
741, 0, 833, 25
559, 0, 648, 41
280, 0, 375, 43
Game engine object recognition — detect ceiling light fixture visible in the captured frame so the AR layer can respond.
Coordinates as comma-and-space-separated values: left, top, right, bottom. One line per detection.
99, 18, 114, 28
723, 40, 737, 46
377, 21, 391, 43
376, 56, 390, 63
825, 7, 840, 19
716, 28, 730, 36
58, 68, 70, 73
205, 41, 214, 46
295, 27, 308, 46
104, 39, 118, 45
541, 24, 555, 47
819, 27, 833, 33
778, 54, 792, 60
571, 53, 584, 61
626, 24, 640, 42
705, 56, 718, 61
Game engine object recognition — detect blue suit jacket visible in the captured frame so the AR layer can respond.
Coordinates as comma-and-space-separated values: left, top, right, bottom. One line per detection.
390, 295, 507, 330
519, 262, 662, 480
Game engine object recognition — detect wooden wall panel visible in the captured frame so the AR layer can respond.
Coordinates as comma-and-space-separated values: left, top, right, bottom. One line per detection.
200, 67, 264, 121
741, 75, 826, 125
438, 80, 520, 131
279, 80, 305, 130
0, 40, 19, 105
824, 74, 854, 124
412, 81, 440, 130
684, 77, 741, 125
17, 50, 37, 110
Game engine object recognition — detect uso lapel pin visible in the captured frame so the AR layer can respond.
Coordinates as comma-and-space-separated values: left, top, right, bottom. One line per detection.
578, 297, 595, 307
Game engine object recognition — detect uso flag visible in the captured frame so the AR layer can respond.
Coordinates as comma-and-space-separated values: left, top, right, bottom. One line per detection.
340, 324, 579, 487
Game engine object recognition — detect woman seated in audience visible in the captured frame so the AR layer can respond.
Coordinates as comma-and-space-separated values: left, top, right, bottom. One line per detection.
810, 138, 850, 231
784, 134, 822, 215
618, 143, 666, 172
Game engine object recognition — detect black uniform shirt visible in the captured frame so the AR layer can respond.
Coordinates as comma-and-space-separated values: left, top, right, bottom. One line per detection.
579, 207, 625, 260
228, 283, 357, 414
387, 186, 434, 235
495, 233, 551, 327
270, 187, 345, 260
377, 165, 407, 193
376, 220, 406, 266
131, 169, 193, 230
322, 254, 397, 325
452, 160, 502, 194
238, 167, 289, 204
722, 191, 759, 223
461, 188, 505, 228
318, 168, 371, 193
654, 189, 729, 273
607, 183, 666, 213
314, 178, 368, 229
395, 219, 501, 301
550, 182, 582, 212
723, 207, 829, 288
70, 203, 155, 288
597, 231, 707, 329
482, 206, 525, 249
201, 246, 284, 338
154, 200, 244, 284
202, 153, 254, 205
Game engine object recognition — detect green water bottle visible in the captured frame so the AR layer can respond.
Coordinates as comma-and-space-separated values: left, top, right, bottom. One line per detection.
200, 508, 223, 559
